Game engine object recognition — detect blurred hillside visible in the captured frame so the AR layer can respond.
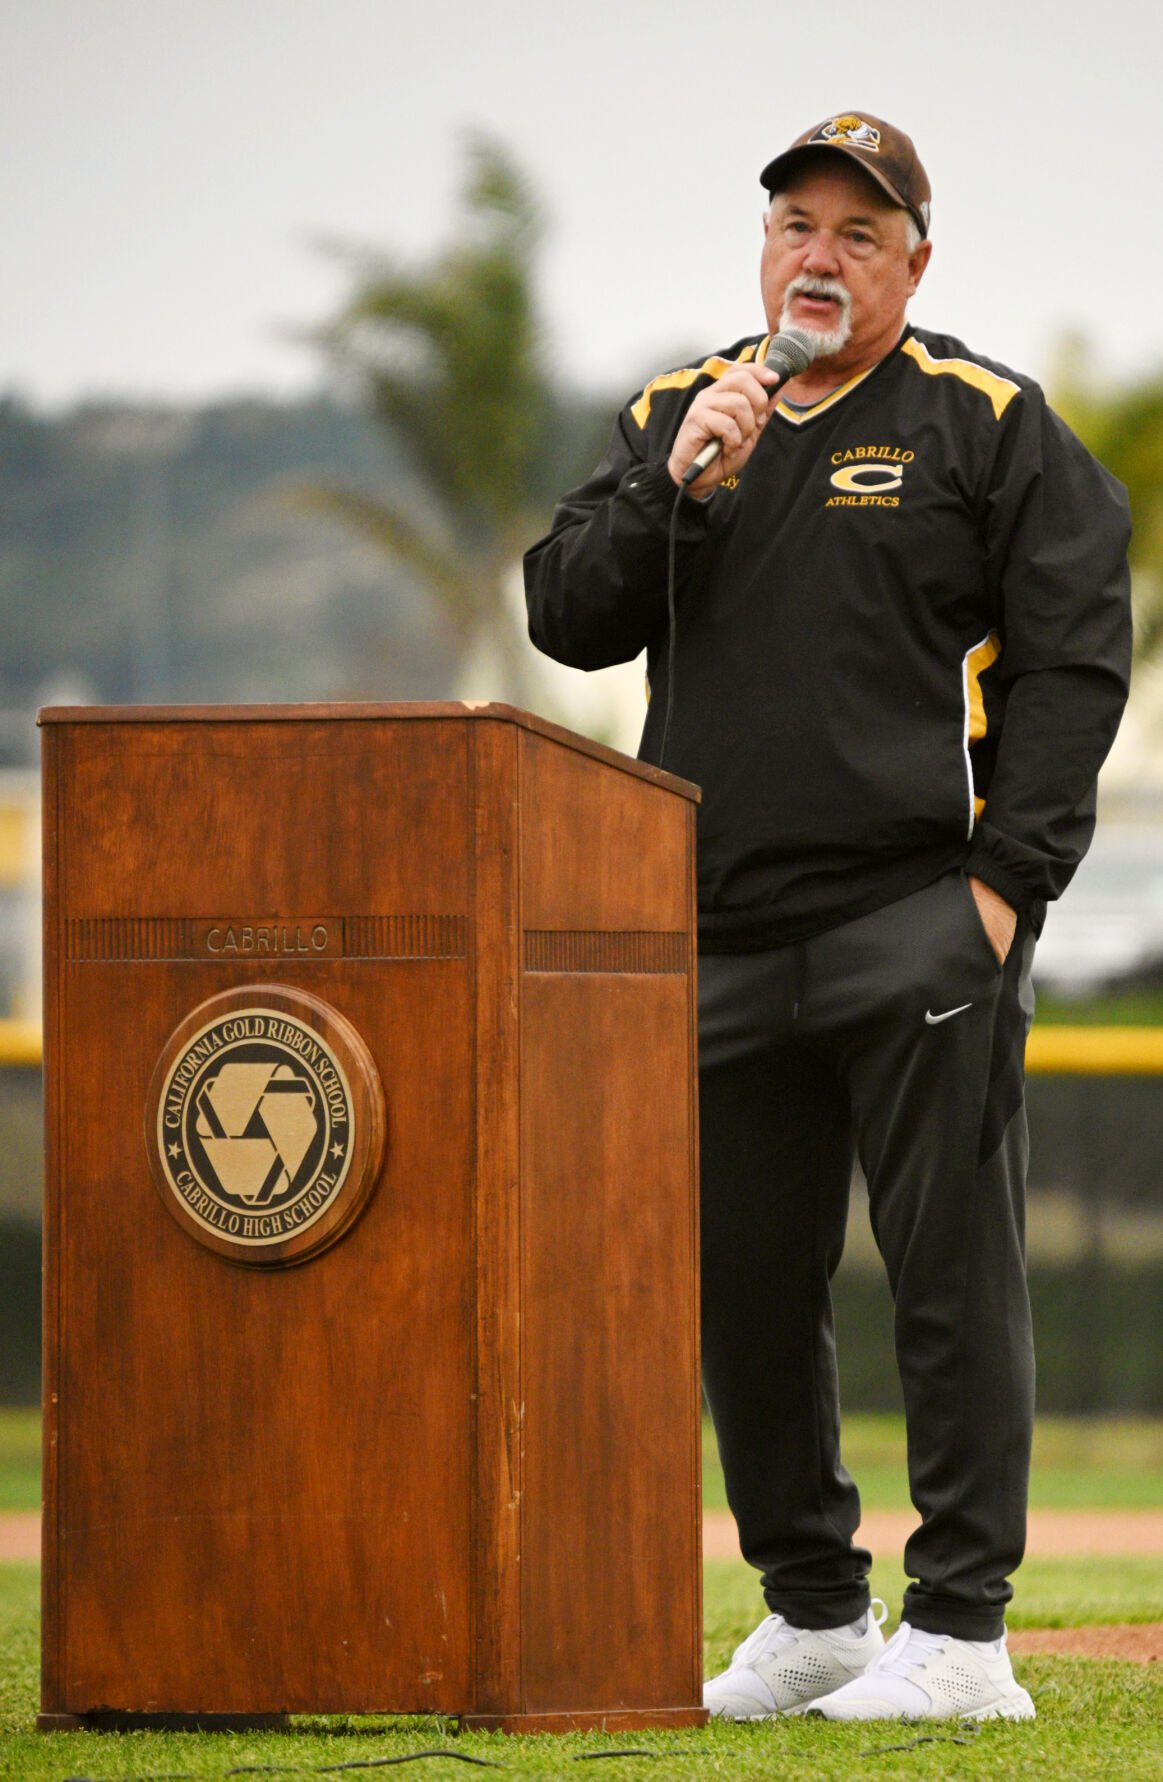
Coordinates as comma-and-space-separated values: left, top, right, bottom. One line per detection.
0, 375, 648, 754
0, 389, 536, 755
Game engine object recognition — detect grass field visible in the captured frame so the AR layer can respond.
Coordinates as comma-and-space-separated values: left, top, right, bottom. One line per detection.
1, 1562, 1161, 1780
2, 1415, 1162, 1778
0, 1412, 37, 1514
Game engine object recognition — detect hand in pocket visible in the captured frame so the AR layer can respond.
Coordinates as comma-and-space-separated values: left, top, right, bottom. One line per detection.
968, 877, 1017, 966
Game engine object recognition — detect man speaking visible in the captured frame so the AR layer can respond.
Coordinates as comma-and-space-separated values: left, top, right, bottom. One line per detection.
524, 114, 1131, 1721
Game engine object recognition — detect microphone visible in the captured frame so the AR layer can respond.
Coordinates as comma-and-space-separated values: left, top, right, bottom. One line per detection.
680, 327, 818, 488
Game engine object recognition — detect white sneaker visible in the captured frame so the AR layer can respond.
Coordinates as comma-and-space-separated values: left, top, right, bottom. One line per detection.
808, 1620, 1036, 1721
703, 1601, 887, 1719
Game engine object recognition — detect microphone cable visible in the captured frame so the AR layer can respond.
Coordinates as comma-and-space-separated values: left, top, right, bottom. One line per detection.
657, 479, 685, 773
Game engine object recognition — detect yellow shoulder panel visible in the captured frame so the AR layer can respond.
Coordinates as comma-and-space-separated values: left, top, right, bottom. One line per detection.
901, 336, 1020, 421
630, 343, 759, 430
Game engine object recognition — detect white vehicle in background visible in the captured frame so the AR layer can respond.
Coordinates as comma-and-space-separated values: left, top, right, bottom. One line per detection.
1033, 825, 1163, 998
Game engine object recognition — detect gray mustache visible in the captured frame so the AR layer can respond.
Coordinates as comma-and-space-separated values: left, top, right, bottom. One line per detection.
785, 277, 852, 310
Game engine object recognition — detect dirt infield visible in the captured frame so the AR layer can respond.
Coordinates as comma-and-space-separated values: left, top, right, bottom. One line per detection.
9, 1506, 1163, 1564
704, 1507, 1163, 1560
11, 1511, 1161, 1568
1008, 1622, 1163, 1661
0, 1514, 38, 1561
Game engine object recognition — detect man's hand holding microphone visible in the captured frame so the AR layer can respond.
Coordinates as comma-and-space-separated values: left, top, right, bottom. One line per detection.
666, 328, 816, 498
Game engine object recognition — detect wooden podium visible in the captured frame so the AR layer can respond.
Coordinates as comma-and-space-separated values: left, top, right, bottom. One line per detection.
39, 703, 706, 1732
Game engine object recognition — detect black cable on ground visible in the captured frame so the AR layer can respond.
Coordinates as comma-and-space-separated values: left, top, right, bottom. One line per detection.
63, 1718, 992, 1782
858, 1723, 982, 1756
59, 1740, 719, 1782
233, 1754, 500, 1773
59, 1752, 504, 1782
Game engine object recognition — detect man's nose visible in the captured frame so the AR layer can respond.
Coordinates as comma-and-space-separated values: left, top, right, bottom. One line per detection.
801, 230, 842, 274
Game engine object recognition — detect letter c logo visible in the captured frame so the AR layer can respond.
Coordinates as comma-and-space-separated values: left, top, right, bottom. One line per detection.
829, 463, 905, 494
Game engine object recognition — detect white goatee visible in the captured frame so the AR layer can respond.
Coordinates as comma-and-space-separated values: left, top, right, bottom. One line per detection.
779, 275, 853, 358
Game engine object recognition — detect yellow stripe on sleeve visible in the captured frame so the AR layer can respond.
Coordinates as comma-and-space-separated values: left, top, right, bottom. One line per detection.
962, 630, 1002, 838
965, 631, 1002, 746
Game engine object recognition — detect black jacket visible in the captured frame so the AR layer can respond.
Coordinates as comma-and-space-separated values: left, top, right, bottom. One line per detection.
524, 326, 1133, 952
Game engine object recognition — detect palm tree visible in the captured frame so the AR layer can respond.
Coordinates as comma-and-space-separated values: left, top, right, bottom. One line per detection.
303, 137, 605, 707
1049, 334, 1163, 659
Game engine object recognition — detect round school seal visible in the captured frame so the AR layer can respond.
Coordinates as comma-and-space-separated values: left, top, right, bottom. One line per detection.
144, 985, 386, 1266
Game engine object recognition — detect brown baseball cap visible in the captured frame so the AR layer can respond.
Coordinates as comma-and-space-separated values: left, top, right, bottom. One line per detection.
760, 112, 931, 238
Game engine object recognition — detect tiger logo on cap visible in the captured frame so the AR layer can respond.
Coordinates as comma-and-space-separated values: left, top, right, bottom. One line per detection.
810, 116, 881, 153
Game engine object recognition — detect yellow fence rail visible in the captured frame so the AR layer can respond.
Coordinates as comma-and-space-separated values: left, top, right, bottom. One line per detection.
3, 1018, 1163, 1074
1024, 1025, 1163, 1074
0, 1021, 42, 1068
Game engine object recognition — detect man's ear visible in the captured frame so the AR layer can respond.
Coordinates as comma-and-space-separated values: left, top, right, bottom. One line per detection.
907, 236, 933, 298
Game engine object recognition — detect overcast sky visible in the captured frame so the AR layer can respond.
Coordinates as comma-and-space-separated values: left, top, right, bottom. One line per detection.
1, 0, 1156, 412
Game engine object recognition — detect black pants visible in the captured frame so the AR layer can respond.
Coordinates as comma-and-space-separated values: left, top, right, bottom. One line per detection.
699, 869, 1036, 1641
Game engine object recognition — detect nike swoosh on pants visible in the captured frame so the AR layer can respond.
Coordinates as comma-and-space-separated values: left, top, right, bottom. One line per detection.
924, 1003, 972, 1025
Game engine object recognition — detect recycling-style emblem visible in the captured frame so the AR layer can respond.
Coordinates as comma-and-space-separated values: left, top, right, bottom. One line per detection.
145, 986, 385, 1266
194, 1060, 319, 1204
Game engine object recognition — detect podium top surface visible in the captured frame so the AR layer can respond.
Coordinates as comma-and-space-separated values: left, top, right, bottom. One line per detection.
37, 699, 700, 803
